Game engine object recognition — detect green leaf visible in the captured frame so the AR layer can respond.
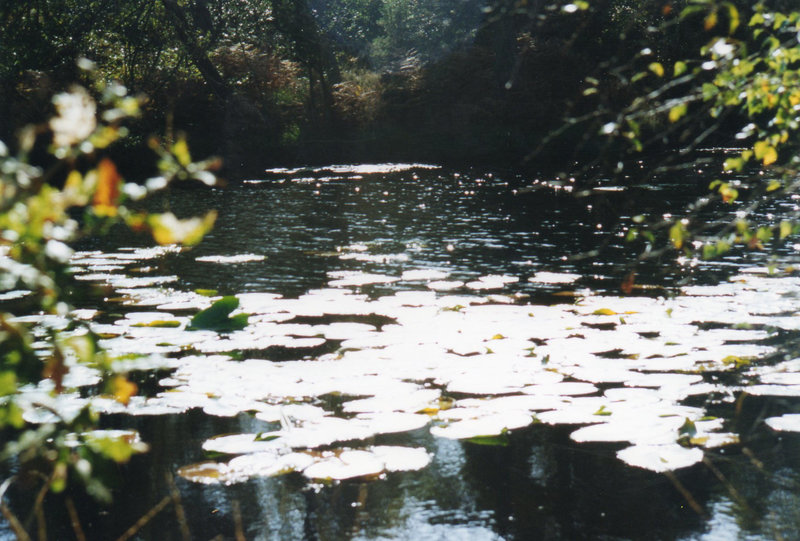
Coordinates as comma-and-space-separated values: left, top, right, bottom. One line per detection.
780, 220, 793, 239
669, 103, 688, 123
173, 138, 192, 167
85, 434, 148, 463
674, 61, 688, 77
593, 405, 612, 416
131, 320, 181, 328
189, 296, 249, 332
724, 2, 739, 34
678, 418, 697, 437
467, 434, 510, 446
723, 157, 745, 171
669, 222, 686, 249
0, 371, 17, 396
754, 141, 778, 165
148, 211, 217, 246
195, 288, 219, 297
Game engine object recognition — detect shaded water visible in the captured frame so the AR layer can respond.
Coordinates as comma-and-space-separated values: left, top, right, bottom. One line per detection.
5, 164, 800, 540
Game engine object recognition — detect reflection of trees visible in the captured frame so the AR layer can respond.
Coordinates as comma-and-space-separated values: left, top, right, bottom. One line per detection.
460, 425, 709, 539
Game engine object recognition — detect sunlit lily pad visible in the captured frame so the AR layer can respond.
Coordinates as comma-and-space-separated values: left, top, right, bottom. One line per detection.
195, 254, 266, 263
765, 414, 800, 432
328, 271, 400, 287
430, 412, 533, 439
617, 444, 704, 472
401, 269, 450, 281
529, 272, 581, 284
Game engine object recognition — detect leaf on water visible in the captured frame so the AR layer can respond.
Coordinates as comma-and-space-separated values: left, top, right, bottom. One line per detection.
195, 254, 266, 264
593, 308, 618, 316
765, 414, 800, 432
195, 289, 219, 297
593, 405, 612, 416
430, 412, 533, 439
427, 280, 465, 291
131, 320, 182, 328
678, 417, 697, 437
177, 462, 231, 484
188, 296, 249, 332
720, 355, 750, 368
529, 272, 581, 284
617, 443, 703, 472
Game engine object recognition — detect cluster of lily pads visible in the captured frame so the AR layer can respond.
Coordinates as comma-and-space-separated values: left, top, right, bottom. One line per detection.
23, 238, 798, 484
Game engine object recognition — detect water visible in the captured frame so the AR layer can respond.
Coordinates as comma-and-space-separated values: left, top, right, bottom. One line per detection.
4, 163, 800, 540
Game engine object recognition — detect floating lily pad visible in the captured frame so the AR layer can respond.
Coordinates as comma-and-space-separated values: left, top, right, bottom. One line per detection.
195, 254, 266, 263
617, 444, 704, 472
765, 414, 800, 432
188, 296, 249, 332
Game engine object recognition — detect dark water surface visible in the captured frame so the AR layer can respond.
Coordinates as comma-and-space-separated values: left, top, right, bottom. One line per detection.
5, 163, 800, 540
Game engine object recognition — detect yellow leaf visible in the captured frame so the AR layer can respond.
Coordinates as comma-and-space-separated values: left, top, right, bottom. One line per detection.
669, 222, 685, 249
763, 147, 778, 165
780, 221, 793, 239
704, 10, 718, 31
93, 158, 121, 216
726, 4, 739, 34
592, 308, 618, 316
64, 170, 82, 191
754, 141, 778, 166
669, 103, 688, 123
148, 211, 217, 246
649, 62, 665, 77
110, 375, 137, 405
173, 138, 192, 167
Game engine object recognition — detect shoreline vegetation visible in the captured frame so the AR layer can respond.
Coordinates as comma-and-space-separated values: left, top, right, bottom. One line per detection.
0, 0, 728, 181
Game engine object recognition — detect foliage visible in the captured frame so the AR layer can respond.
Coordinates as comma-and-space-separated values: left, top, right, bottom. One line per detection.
521, 0, 800, 268
0, 64, 219, 501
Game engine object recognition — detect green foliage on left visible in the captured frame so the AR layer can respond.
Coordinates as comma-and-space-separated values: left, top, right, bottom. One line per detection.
0, 63, 219, 501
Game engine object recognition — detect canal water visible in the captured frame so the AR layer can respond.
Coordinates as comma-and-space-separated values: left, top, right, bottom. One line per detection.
5, 163, 800, 540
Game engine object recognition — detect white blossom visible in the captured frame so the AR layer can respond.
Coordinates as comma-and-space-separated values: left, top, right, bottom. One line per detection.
50, 87, 96, 148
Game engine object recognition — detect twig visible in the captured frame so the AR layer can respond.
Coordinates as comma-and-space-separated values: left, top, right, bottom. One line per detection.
166, 473, 190, 541
702, 456, 749, 512
35, 503, 46, 541
663, 470, 707, 519
233, 500, 245, 541
0, 502, 31, 541
114, 495, 172, 541
65, 498, 87, 541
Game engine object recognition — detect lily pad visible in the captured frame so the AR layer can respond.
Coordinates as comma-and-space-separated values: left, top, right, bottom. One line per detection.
188, 296, 249, 332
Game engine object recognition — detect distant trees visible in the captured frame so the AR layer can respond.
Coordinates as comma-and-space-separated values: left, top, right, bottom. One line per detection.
7, 0, 793, 177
